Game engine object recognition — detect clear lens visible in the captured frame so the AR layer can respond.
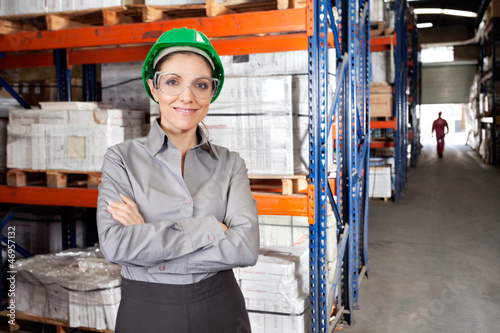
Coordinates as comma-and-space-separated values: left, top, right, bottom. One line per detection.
154, 72, 219, 99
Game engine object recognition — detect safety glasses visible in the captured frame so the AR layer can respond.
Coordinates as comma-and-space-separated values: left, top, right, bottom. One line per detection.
153, 72, 219, 99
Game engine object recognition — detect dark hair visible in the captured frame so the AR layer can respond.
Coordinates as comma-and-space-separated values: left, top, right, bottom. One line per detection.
154, 51, 214, 77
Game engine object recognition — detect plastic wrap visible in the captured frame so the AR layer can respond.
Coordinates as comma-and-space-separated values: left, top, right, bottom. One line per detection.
13, 248, 121, 331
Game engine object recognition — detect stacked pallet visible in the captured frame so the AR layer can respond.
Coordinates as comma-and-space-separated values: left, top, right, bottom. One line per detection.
12, 248, 121, 331
0, 0, 306, 34
203, 50, 336, 176
7, 102, 146, 173
238, 246, 310, 333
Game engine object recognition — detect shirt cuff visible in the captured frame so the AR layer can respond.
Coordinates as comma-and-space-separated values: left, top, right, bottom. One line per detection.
178, 215, 226, 252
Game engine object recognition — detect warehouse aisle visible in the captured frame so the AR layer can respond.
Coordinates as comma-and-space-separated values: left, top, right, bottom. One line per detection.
344, 144, 500, 333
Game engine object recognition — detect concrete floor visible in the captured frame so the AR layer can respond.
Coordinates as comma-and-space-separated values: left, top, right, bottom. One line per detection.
344, 144, 500, 333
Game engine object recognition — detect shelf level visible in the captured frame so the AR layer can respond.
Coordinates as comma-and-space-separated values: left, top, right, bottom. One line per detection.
0, 185, 308, 216
370, 141, 395, 148
0, 9, 307, 53
371, 118, 397, 130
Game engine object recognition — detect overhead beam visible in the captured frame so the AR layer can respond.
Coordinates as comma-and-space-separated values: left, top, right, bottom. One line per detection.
0, 8, 306, 53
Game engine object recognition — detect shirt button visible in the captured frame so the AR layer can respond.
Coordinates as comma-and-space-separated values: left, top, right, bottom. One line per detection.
209, 234, 215, 241
186, 199, 192, 204
159, 266, 165, 271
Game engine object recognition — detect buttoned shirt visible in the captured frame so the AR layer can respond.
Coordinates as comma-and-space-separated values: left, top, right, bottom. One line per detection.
97, 119, 259, 284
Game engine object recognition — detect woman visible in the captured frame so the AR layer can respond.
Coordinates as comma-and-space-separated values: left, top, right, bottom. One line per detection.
96, 27, 259, 333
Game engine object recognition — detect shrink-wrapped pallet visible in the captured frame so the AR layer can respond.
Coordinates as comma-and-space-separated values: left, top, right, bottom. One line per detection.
13, 248, 121, 331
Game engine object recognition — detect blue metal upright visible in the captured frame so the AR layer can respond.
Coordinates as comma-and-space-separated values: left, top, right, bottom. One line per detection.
308, 0, 330, 330
54, 49, 72, 101
83, 64, 98, 102
394, 0, 408, 201
409, 13, 421, 168
309, 0, 370, 330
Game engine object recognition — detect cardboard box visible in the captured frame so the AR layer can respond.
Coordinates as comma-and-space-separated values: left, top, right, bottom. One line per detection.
370, 92, 393, 118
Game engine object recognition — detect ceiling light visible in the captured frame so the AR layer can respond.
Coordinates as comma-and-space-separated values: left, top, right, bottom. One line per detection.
414, 8, 442, 15
414, 8, 477, 18
416, 22, 433, 28
442, 9, 477, 18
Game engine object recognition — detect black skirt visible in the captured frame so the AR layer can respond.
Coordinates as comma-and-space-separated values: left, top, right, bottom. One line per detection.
115, 270, 251, 333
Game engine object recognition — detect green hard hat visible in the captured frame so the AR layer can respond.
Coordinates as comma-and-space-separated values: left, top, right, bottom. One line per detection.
142, 27, 225, 103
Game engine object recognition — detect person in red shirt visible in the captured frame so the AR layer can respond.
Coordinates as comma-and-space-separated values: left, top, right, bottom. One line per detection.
432, 112, 449, 158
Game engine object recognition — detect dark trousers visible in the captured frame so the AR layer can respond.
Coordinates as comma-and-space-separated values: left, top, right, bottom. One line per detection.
436, 135, 445, 156
115, 270, 251, 333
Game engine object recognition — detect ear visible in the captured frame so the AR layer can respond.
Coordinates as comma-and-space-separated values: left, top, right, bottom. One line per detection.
148, 79, 159, 102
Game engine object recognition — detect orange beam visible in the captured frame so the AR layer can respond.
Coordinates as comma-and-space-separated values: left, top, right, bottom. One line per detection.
370, 141, 395, 148
68, 33, 310, 65
0, 185, 98, 208
253, 193, 308, 216
0, 32, 323, 68
371, 34, 396, 52
0, 185, 309, 216
371, 118, 397, 130
0, 8, 306, 53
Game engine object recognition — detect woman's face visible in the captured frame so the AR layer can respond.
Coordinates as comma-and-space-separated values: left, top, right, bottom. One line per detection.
148, 52, 213, 136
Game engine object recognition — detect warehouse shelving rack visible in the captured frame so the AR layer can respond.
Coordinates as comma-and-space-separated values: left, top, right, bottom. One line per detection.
393, 0, 409, 201
370, 0, 420, 201
0, 1, 374, 330
479, 18, 500, 165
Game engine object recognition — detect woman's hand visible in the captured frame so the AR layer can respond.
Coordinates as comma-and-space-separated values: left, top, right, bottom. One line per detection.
219, 222, 228, 232
107, 194, 145, 226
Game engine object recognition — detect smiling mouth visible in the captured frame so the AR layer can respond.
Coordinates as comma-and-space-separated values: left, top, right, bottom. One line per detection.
174, 107, 197, 114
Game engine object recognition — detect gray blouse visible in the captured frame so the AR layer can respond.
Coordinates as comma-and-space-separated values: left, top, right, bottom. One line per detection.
97, 119, 259, 284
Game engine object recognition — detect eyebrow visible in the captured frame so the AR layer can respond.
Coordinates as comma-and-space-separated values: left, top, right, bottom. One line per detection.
161, 72, 212, 80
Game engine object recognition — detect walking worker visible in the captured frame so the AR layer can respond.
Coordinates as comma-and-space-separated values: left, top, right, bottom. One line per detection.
96, 27, 259, 333
432, 111, 449, 158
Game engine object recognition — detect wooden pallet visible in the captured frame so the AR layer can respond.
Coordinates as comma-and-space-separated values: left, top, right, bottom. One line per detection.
370, 27, 394, 37
0, 310, 113, 333
0, 0, 306, 34
249, 174, 308, 195
6, 169, 101, 189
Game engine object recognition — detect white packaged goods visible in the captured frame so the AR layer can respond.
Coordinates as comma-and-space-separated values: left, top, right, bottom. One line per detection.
102, 62, 151, 111
39, 102, 99, 111
205, 75, 334, 175
7, 124, 31, 169
370, 0, 385, 23
369, 166, 392, 198
239, 245, 310, 332
6, 107, 145, 171
258, 215, 337, 263
145, 0, 205, 4
0, 0, 139, 15
13, 248, 121, 330
247, 294, 309, 333
371, 51, 394, 83
221, 50, 336, 77
239, 246, 309, 301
